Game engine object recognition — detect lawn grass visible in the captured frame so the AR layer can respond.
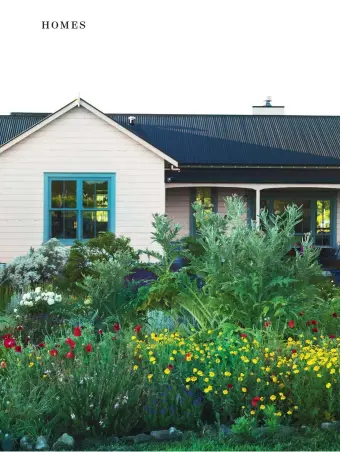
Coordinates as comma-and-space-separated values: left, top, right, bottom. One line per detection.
89, 428, 340, 451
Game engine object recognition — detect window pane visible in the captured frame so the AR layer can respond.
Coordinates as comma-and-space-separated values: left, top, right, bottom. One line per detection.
316, 200, 331, 246
51, 180, 76, 208
273, 199, 311, 234
82, 211, 108, 239
83, 181, 108, 208
51, 211, 77, 239
96, 181, 108, 208
195, 188, 212, 230
83, 181, 95, 208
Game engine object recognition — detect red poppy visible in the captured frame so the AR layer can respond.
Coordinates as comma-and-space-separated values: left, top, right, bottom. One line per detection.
298, 312, 304, 316
167, 364, 174, 370
1, 334, 11, 340
311, 320, 317, 325
264, 321, 271, 328
4, 338, 16, 348
16, 325, 23, 331
98, 329, 103, 335
240, 333, 247, 338
329, 334, 336, 339
85, 343, 93, 353
228, 384, 233, 389
73, 326, 82, 337
15, 345, 22, 353
288, 320, 295, 329
25, 337, 30, 344
65, 351, 75, 359
37, 342, 45, 348
312, 327, 318, 333
134, 324, 142, 333
332, 313, 338, 318
49, 349, 58, 357
251, 396, 261, 407
292, 349, 297, 354
65, 338, 76, 349
113, 323, 120, 332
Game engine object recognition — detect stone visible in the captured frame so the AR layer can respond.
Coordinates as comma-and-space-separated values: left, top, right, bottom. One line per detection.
52, 433, 75, 450
20, 436, 34, 450
35, 436, 49, 451
2, 434, 14, 451
122, 434, 151, 444
321, 422, 340, 431
133, 433, 152, 443
150, 428, 183, 441
169, 427, 183, 438
220, 424, 234, 436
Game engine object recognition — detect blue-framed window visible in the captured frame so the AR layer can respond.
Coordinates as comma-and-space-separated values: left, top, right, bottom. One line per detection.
44, 173, 116, 244
260, 195, 337, 248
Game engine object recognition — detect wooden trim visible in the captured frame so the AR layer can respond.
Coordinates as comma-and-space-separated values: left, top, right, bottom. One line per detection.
0, 98, 178, 166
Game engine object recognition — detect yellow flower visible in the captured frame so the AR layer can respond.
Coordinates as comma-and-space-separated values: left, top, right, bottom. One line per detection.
294, 406, 298, 410
148, 351, 153, 355
287, 410, 293, 415
147, 374, 153, 380
271, 376, 277, 383
208, 330, 212, 334
198, 371, 204, 377
250, 410, 256, 415
216, 358, 221, 363
186, 385, 190, 390
218, 332, 223, 336
193, 368, 198, 373
172, 350, 177, 354
191, 376, 197, 382
270, 395, 276, 401
241, 387, 247, 393
274, 411, 282, 417
186, 377, 191, 383
218, 346, 223, 351
330, 369, 336, 374
326, 382, 332, 389
256, 378, 261, 383
42, 374, 47, 378
265, 367, 271, 372
133, 365, 138, 371
204, 385, 213, 393
209, 372, 215, 378
29, 362, 34, 368
260, 405, 265, 410
252, 358, 259, 364
169, 356, 175, 361
224, 371, 232, 377
131, 336, 136, 341
149, 356, 156, 363
222, 389, 229, 395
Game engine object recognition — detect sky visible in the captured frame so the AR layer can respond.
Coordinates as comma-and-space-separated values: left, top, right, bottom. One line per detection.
0, 0, 340, 116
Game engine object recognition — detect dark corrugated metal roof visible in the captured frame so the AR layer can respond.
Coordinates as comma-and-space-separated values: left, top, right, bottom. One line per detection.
0, 111, 339, 166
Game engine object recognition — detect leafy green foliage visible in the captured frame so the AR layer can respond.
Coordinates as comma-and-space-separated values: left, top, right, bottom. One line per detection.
76, 251, 136, 317
59, 232, 138, 292
182, 196, 323, 329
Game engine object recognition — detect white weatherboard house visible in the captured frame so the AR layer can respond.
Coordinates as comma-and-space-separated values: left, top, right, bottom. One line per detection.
0, 97, 339, 264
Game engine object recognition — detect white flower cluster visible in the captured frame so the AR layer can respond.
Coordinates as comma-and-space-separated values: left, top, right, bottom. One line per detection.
20, 287, 62, 307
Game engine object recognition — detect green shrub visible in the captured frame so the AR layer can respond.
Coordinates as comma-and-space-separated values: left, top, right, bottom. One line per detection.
0, 239, 69, 293
59, 232, 138, 292
76, 251, 138, 318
